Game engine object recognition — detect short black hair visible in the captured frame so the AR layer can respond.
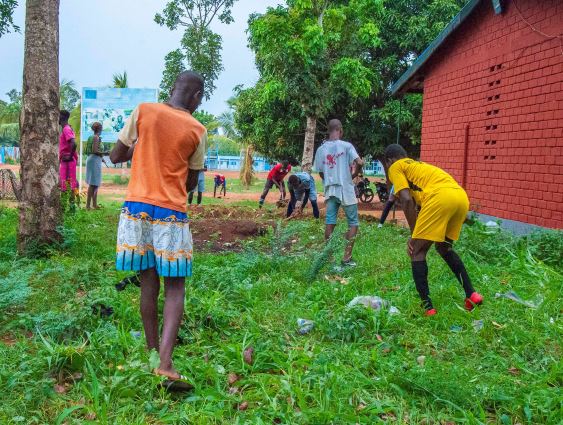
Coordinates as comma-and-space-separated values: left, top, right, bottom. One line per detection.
281, 160, 290, 168
60, 110, 71, 121
288, 175, 299, 187
328, 119, 342, 133
384, 144, 407, 161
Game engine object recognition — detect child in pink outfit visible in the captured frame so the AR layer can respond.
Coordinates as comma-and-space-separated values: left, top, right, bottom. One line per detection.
59, 110, 78, 191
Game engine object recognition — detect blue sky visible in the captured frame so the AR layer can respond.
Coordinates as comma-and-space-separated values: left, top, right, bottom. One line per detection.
0, 0, 280, 115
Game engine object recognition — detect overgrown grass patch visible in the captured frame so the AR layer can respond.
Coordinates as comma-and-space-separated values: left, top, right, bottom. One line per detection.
0, 204, 561, 424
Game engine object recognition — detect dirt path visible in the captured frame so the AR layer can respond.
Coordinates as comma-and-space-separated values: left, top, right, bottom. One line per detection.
1, 164, 407, 225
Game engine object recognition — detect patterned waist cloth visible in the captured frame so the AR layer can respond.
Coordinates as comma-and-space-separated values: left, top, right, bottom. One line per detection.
116, 201, 193, 278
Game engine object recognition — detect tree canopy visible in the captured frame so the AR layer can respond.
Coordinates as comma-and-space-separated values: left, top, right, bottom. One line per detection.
59, 79, 80, 111
0, 0, 18, 37
155, 0, 238, 101
235, 0, 465, 162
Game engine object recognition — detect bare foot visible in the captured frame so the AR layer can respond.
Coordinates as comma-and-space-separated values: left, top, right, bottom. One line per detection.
154, 367, 186, 381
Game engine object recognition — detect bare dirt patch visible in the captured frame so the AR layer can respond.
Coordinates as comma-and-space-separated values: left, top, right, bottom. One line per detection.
189, 206, 276, 252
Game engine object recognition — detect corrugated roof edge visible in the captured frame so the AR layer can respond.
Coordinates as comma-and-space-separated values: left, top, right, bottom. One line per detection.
390, 0, 484, 96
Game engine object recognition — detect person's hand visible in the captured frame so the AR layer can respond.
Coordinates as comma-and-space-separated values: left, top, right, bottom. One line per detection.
407, 238, 414, 257
289, 201, 303, 219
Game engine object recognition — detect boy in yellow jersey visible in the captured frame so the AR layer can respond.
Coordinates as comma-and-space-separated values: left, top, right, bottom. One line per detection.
383, 144, 483, 316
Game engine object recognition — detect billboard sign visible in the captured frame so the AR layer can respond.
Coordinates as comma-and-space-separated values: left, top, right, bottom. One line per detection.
80, 87, 158, 142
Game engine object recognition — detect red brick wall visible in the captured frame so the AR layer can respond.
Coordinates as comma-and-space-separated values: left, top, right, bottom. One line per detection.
420, 0, 563, 229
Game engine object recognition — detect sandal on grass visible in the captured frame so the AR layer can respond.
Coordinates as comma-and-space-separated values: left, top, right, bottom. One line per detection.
153, 368, 194, 392
153, 368, 189, 381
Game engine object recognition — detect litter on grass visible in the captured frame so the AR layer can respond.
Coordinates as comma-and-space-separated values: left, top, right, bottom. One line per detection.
495, 290, 542, 308
297, 319, 314, 335
347, 296, 400, 315
473, 320, 484, 332
485, 221, 500, 234
450, 325, 463, 333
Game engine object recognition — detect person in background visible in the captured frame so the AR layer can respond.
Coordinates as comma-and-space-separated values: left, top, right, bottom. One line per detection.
313, 119, 362, 267
213, 173, 226, 198
378, 185, 395, 228
287, 172, 320, 219
109, 71, 207, 383
383, 143, 483, 316
59, 110, 79, 204
85, 122, 109, 210
379, 186, 422, 228
188, 168, 206, 205
258, 160, 291, 208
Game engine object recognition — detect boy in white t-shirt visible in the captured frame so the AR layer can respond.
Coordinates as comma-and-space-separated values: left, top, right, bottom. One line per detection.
313, 119, 362, 266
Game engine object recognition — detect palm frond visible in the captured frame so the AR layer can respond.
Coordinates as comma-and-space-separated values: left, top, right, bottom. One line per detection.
112, 71, 129, 89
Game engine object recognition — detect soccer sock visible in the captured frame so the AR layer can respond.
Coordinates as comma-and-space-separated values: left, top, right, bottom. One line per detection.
197, 192, 202, 205
441, 250, 475, 298
412, 260, 433, 310
188, 192, 194, 204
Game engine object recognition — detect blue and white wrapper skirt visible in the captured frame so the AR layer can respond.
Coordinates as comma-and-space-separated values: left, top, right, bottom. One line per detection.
116, 201, 193, 277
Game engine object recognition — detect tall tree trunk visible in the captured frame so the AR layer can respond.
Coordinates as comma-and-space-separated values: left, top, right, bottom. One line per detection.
239, 144, 254, 189
301, 115, 316, 172
18, 0, 62, 254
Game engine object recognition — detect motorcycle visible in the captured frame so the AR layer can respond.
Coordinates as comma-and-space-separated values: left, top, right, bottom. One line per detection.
355, 177, 375, 203
375, 182, 390, 203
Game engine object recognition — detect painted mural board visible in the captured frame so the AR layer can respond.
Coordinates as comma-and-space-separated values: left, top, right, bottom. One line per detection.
80, 88, 158, 143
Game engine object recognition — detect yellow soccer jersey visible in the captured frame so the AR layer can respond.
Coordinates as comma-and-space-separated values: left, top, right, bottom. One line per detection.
388, 158, 461, 204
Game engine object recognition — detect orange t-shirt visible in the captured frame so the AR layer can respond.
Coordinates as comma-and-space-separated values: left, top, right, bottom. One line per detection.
118, 103, 207, 212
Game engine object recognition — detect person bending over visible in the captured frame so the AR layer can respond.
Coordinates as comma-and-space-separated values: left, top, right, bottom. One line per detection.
259, 160, 291, 208
383, 143, 483, 316
287, 172, 320, 219
213, 174, 226, 197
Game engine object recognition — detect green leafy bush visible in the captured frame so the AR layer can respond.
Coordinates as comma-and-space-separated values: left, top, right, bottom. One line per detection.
526, 230, 563, 270
112, 175, 130, 185
0, 266, 34, 310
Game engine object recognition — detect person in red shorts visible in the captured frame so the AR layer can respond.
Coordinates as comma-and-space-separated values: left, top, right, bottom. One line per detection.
259, 160, 291, 208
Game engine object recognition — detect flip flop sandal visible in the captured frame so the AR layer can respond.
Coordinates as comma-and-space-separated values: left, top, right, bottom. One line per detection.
153, 368, 189, 381
153, 368, 193, 393
159, 379, 194, 393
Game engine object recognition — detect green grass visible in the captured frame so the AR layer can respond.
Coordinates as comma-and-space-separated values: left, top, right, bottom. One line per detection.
0, 203, 561, 424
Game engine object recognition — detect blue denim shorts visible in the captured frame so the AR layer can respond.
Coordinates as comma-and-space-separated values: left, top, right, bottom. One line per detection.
190, 172, 205, 193
325, 197, 359, 227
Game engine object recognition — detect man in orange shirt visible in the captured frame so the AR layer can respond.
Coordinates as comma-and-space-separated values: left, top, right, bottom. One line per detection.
110, 71, 207, 384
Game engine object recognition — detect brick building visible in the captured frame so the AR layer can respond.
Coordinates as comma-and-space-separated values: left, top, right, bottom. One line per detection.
392, 0, 563, 232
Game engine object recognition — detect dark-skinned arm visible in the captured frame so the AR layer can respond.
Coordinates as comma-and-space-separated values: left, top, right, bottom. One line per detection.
398, 188, 418, 233
69, 138, 77, 155
110, 140, 135, 164
351, 158, 363, 179
186, 169, 201, 193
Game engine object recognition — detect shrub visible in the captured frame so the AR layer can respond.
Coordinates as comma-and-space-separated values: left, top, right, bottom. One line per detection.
0, 267, 34, 310
526, 230, 563, 270
112, 175, 130, 185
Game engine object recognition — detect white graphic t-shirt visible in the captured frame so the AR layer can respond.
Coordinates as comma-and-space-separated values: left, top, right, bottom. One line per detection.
313, 139, 359, 206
